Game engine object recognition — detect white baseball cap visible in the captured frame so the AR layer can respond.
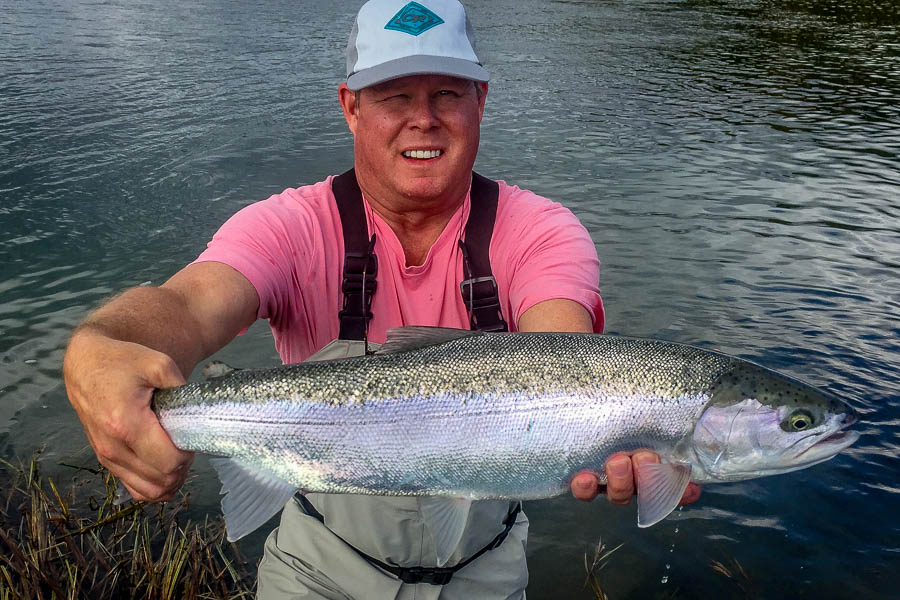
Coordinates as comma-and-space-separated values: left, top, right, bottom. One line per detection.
346, 0, 489, 91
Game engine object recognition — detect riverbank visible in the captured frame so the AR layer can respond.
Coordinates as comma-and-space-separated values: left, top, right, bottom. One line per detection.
0, 452, 254, 599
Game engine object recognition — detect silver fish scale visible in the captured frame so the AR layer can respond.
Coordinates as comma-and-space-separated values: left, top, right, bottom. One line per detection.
153, 333, 747, 498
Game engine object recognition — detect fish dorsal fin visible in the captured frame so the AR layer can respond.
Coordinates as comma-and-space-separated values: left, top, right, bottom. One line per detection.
635, 461, 692, 528
209, 458, 296, 542
421, 497, 472, 567
202, 361, 240, 379
376, 326, 481, 355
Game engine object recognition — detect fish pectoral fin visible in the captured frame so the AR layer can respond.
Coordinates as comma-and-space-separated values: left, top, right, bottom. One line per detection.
202, 361, 240, 379
421, 497, 472, 568
377, 326, 482, 355
635, 461, 692, 528
210, 458, 296, 542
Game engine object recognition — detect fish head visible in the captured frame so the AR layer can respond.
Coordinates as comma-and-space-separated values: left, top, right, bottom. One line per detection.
690, 363, 859, 482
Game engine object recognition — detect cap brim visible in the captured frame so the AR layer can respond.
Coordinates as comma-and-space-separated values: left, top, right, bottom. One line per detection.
347, 55, 489, 91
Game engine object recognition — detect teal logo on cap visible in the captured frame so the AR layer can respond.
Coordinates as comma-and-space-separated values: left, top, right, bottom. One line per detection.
385, 2, 444, 36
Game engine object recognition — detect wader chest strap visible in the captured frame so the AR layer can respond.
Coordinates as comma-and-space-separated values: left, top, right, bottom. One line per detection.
333, 169, 378, 341
459, 172, 508, 332
331, 169, 508, 338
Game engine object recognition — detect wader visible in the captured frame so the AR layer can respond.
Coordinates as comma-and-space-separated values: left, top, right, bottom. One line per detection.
257, 170, 528, 600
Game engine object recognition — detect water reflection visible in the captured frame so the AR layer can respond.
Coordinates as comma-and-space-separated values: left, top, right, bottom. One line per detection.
1, 0, 898, 597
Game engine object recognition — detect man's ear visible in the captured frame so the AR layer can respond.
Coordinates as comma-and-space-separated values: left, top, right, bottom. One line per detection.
477, 82, 488, 121
338, 82, 359, 135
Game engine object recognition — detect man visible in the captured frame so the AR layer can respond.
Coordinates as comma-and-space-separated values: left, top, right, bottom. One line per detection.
64, 1, 699, 598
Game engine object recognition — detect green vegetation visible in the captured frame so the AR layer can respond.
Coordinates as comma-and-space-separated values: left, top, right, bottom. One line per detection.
0, 454, 254, 599
709, 556, 757, 599
584, 538, 623, 600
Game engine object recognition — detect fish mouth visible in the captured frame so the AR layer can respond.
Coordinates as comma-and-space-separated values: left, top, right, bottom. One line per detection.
820, 430, 853, 445
792, 423, 860, 466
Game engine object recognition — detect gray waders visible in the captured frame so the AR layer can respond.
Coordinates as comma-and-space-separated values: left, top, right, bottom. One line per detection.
257, 171, 528, 599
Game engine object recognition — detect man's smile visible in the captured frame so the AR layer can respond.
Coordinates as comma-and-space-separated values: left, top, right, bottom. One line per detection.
402, 149, 443, 160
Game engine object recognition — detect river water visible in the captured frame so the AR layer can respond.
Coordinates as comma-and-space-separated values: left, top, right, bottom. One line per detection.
1, 0, 898, 597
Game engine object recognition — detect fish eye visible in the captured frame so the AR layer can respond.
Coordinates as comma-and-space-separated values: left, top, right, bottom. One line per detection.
789, 410, 814, 431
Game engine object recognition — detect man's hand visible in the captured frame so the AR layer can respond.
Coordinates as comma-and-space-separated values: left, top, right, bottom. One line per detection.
570, 451, 702, 505
63, 264, 257, 502
64, 329, 194, 502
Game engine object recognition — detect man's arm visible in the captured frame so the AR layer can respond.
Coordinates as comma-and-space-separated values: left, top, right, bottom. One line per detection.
63, 261, 259, 502
517, 299, 701, 506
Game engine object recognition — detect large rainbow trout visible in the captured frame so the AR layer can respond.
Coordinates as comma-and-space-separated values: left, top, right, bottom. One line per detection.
146, 327, 858, 558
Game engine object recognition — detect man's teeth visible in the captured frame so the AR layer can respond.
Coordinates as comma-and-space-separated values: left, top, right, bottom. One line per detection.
403, 150, 442, 159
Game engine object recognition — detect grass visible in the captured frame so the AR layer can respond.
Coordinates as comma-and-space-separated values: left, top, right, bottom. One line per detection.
584, 539, 758, 600
709, 556, 757, 599
584, 538, 624, 600
0, 452, 254, 599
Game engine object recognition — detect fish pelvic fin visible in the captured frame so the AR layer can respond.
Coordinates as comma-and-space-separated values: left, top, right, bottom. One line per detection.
377, 326, 482, 355
421, 497, 472, 568
209, 458, 296, 542
635, 461, 692, 528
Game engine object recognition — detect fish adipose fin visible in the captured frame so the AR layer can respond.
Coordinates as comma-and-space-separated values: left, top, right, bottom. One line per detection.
421, 497, 472, 567
635, 462, 692, 528
209, 458, 296, 542
202, 361, 239, 379
378, 326, 483, 355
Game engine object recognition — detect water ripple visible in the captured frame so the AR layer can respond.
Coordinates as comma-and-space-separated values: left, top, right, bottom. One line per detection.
2, 0, 899, 597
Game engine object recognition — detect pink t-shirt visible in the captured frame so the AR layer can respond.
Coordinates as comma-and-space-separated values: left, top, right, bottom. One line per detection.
195, 176, 604, 364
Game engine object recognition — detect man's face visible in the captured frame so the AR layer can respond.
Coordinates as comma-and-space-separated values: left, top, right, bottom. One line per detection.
340, 74, 487, 206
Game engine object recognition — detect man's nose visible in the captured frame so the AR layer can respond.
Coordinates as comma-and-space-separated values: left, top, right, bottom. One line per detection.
408, 96, 440, 129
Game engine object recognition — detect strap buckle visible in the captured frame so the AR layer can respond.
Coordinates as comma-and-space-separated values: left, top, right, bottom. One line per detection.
397, 566, 455, 586
338, 254, 378, 308
459, 275, 507, 332
338, 236, 378, 340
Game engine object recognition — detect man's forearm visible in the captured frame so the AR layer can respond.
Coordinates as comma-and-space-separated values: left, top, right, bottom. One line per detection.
517, 298, 595, 334
71, 261, 259, 381
72, 285, 209, 378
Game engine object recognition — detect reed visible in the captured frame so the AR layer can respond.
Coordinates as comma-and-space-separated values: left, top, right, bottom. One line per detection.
709, 556, 757, 599
584, 538, 623, 600
0, 453, 254, 599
